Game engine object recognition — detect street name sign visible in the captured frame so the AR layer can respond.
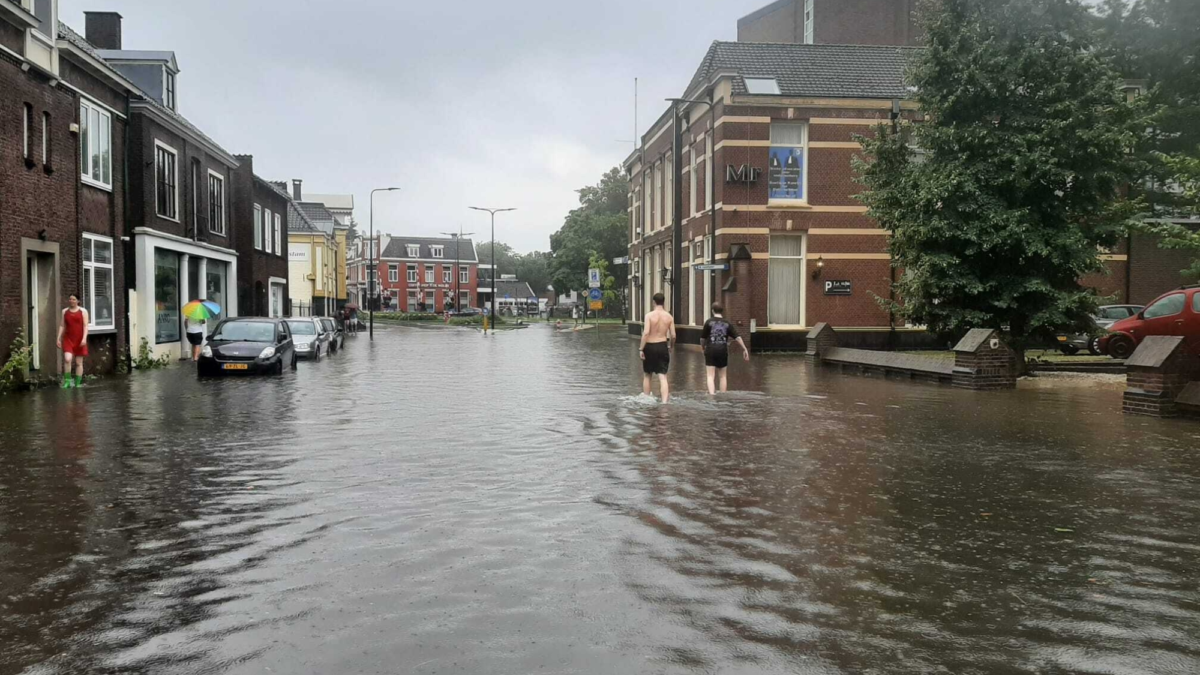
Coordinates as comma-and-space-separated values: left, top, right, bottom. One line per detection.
694, 263, 728, 271
612, 256, 629, 265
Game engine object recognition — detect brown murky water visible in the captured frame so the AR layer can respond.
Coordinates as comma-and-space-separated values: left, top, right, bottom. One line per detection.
3, 324, 1200, 674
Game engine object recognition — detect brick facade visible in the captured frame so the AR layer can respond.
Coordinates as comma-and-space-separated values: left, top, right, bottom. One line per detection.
738, 0, 922, 47
231, 157, 289, 317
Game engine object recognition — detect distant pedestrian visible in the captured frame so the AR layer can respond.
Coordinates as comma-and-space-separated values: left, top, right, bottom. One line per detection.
185, 316, 205, 361
639, 292, 675, 403
56, 294, 89, 388
701, 302, 749, 395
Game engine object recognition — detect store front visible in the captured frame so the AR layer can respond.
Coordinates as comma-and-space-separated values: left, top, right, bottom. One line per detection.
134, 228, 238, 360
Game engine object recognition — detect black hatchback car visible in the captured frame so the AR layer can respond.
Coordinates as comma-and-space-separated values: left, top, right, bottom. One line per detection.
198, 318, 296, 376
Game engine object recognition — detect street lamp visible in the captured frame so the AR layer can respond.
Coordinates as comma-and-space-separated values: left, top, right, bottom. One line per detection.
440, 227, 474, 312
468, 206, 516, 329
370, 187, 400, 341
667, 92, 718, 317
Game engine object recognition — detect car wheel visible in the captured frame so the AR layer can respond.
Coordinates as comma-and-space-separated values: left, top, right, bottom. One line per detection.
1108, 335, 1135, 360
1060, 346, 1080, 356
291, 354, 298, 370
313, 346, 322, 362
1088, 337, 1103, 356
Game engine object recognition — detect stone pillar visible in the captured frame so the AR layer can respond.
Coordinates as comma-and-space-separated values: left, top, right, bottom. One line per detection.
952, 328, 1017, 390
805, 322, 837, 359
1123, 336, 1200, 418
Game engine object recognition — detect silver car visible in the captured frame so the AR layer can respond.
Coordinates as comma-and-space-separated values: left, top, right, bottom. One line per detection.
1056, 304, 1144, 355
284, 318, 329, 360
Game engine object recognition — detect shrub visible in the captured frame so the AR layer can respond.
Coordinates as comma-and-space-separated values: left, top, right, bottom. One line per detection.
133, 337, 171, 370
0, 331, 34, 394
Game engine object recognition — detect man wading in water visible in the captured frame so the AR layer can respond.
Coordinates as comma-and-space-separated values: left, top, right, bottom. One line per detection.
639, 292, 675, 403
701, 302, 749, 395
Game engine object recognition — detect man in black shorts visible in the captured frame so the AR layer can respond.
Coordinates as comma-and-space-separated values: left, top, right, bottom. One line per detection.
639, 292, 676, 403
701, 302, 749, 395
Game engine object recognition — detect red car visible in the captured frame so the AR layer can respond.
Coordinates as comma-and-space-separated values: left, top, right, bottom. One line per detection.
1099, 286, 1200, 359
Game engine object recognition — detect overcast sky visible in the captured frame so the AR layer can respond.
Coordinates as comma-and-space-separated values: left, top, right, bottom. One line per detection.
63, 0, 767, 252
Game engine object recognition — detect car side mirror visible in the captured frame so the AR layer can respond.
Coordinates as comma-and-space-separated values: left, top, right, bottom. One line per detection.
1137, 311, 1145, 320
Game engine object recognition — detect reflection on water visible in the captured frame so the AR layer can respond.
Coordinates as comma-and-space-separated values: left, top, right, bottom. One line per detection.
3, 324, 1200, 674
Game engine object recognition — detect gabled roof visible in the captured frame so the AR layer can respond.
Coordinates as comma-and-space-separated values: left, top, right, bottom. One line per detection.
487, 280, 538, 301
382, 237, 478, 263
286, 201, 324, 236
296, 202, 338, 235
56, 22, 140, 95
683, 41, 920, 101
256, 175, 292, 202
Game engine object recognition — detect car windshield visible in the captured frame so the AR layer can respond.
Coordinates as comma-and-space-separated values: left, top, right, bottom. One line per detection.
286, 321, 317, 336
210, 322, 275, 343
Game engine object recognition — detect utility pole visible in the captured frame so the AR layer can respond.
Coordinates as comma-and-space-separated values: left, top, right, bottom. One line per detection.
468, 207, 516, 332
441, 226, 474, 312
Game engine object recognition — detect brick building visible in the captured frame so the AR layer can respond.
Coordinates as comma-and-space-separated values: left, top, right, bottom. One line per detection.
230, 157, 289, 318
737, 0, 922, 47
377, 236, 477, 312
1, 1, 138, 377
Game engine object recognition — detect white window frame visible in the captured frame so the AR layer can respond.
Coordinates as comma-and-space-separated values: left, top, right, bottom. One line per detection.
804, 0, 815, 44
207, 169, 226, 235
689, 139, 699, 217
264, 208, 273, 253
41, 111, 49, 164
389, 264, 399, 283
431, 246, 444, 258
407, 245, 420, 258
82, 233, 115, 329
425, 266, 434, 283
164, 69, 176, 110
460, 266, 469, 284
767, 234, 808, 328
22, 103, 31, 160
153, 139, 179, 220
768, 122, 809, 206
81, 100, 113, 190
705, 132, 713, 210
443, 266, 452, 284
274, 213, 282, 255
254, 204, 263, 250
407, 264, 417, 283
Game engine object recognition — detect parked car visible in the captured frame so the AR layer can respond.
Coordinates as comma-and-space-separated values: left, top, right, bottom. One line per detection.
1055, 304, 1144, 355
285, 318, 329, 360
319, 317, 344, 353
1098, 286, 1200, 359
198, 318, 296, 376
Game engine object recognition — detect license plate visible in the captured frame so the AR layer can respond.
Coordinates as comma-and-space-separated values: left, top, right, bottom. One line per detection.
1057, 336, 1068, 342
222, 363, 249, 370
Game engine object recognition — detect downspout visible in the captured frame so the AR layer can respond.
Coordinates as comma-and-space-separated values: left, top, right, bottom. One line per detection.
121, 93, 132, 373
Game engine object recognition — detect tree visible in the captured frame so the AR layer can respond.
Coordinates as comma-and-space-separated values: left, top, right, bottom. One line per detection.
549, 167, 629, 295
1142, 150, 1200, 280
516, 251, 553, 296
475, 240, 520, 276
855, 0, 1143, 359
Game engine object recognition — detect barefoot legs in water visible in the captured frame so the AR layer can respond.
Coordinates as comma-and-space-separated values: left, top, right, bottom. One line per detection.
706, 366, 717, 396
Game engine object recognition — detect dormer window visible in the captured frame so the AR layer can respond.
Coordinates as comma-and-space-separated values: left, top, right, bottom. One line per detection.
744, 77, 781, 95
431, 246, 444, 258
406, 245, 420, 258
164, 70, 176, 110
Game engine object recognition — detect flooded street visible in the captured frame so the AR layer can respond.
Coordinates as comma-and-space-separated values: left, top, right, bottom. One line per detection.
3, 324, 1200, 674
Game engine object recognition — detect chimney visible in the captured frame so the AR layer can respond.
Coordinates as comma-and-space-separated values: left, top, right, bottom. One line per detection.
292, 179, 303, 202
84, 12, 123, 50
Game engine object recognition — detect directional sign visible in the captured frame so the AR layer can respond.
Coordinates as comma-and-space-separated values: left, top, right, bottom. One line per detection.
588, 288, 603, 302
612, 256, 629, 265
694, 263, 728, 271
589, 300, 604, 311
588, 268, 602, 288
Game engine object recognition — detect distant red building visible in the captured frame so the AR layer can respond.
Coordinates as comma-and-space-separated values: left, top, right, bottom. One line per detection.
376, 236, 477, 312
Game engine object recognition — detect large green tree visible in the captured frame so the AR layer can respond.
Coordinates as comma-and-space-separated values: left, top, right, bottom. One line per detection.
855, 0, 1143, 355
516, 251, 553, 296
474, 240, 520, 276
549, 167, 629, 295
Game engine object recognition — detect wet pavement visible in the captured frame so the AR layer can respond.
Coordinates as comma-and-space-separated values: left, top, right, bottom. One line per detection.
3, 323, 1200, 674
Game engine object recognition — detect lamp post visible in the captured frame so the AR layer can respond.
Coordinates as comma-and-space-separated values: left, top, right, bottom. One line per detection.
468, 207, 515, 329
440, 226, 474, 312
667, 92, 718, 320
370, 187, 400, 341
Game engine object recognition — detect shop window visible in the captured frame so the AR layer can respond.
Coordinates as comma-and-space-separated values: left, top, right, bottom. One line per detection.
154, 250, 180, 343
768, 235, 806, 326
82, 234, 114, 329
768, 122, 807, 203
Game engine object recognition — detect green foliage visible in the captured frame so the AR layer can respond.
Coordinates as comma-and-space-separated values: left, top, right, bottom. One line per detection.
133, 337, 171, 370
515, 251, 552, 297
588, 253, 622, 307
474, 240, 520, 276
855, 0, 1144, 350
1, 331, 34, 394
550, 167, 630, 294
1140, 149, 1200, 280
379, 312, 443, 322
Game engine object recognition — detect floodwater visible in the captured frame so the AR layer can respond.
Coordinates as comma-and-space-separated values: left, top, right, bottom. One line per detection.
3, 324, 1200, 675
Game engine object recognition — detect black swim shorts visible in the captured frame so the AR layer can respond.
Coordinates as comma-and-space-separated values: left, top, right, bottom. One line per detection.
642, 342, 670, 375
704, 346, 729, 369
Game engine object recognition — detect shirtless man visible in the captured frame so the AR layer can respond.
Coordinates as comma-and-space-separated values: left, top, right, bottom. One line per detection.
639, 292, 676, 403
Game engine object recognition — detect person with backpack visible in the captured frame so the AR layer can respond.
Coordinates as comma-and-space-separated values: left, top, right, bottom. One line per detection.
700, 302, 749, 395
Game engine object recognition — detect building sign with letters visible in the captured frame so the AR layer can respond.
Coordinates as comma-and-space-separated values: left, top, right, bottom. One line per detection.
824, 280, 852, 296
726, 164, 762, 185
288, 249, 310, 263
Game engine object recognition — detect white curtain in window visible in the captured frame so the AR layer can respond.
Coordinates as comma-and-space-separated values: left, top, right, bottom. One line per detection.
771, 123, 805, 145
769, 236, 804, 325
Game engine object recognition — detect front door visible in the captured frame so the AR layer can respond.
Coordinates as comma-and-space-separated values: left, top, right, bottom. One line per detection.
26, 256, 40, 371
25, 251, 57, 374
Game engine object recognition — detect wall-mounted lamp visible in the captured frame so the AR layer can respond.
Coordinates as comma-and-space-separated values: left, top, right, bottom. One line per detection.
661, 267, 672, 285
631, 274, 640, 287
38, 229, 48, 242
811, 256, 824, 280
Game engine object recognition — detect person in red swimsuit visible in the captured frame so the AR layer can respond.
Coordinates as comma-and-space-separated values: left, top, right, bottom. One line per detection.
56, 293, 89, 388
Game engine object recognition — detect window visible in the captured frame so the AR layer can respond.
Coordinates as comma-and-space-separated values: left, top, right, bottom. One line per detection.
643, 173, 652, 231
164, 70, 176, 110
1195, 294, 1200, 314
443, 266, 452, 284
80, 101, 112, 188
689, 139, 698, 217
425, 266, 434, 283
81, 235, 115, 329
22, 103, 31, 160
744, 78, 781, 95
460, 266, 469, 284
431, 246, 444, 258
407, 244, 420, 258
665, 156, 673, 228
407, 264, 417, 283
1144, 293, 1185, 320
208, 171, 225, 235
274, 213, 282, 255
768, 235, 806, 326
804, 0, 814, 44
407, 290, 419, 311
769, 122, 807, 202
653, 162, 662, 230
693, 240, 702, 260
705, 132, 713, 210
425, 290, 436, 309
388, 264, 399, 282
154, 250, 180, 343
254, 205, 263, 250
42, 112, 50, 165
154, 142, 178, 218
264, 208, 273, 253
460, 290, 471, 309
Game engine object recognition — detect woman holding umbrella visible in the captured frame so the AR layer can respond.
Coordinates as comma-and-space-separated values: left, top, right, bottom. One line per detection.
182, 300, 221, 361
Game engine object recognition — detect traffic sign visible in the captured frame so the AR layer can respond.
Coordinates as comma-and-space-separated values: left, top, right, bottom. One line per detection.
612, 256, 629, 265
589, 300, 604, 311
588, 288, 602, 301
694, 263, 728, 271
588, 268, 601, 288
